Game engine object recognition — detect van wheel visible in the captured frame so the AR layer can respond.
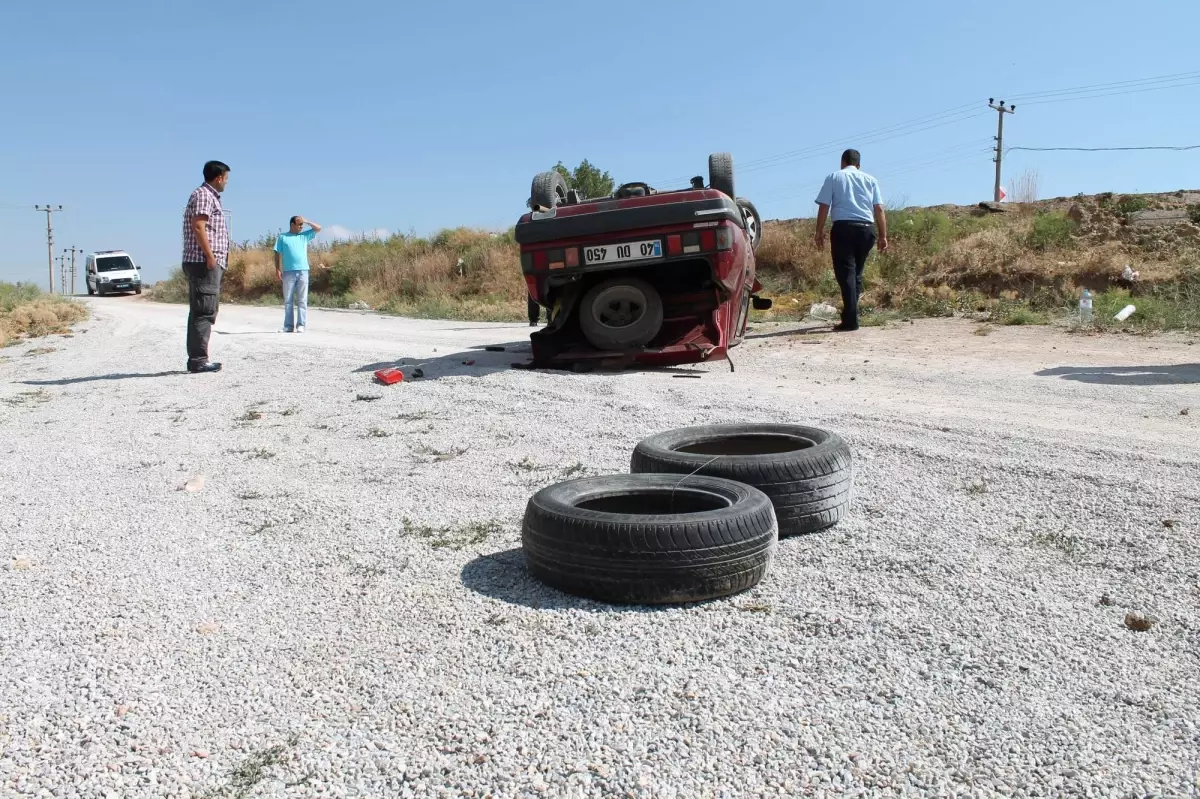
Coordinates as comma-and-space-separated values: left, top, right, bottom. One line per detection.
135, 287, 142, 295
579, 278, 664, 351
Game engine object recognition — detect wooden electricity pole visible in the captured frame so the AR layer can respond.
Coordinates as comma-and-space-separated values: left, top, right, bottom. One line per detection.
64, 246, 82, 295
34, 205, 64, 293
988, 99, 1016, 203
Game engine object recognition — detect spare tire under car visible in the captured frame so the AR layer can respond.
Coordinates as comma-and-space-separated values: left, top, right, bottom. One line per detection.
521, 473, 778, 605
630, 424, 853, 537
578, 277, 664, 351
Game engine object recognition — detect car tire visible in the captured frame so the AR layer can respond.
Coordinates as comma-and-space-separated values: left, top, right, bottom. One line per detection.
709, 153, 735, 199
578, 277, 664, 351
736, 197, 762, 251
135, 286, 142, 295
522, 473, 778, 604
87, 285, 95, 296
631, 424, 852, 537
530, 170, 569, 210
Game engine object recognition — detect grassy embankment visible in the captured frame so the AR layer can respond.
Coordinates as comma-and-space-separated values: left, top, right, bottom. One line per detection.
0, 282, 89, 348
151, 191, 1200, 332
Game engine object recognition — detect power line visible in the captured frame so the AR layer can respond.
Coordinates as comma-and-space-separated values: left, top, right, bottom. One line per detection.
1007, 144, 1200, 153
1006, 70, 1200, 102
645, 69, 1200, 190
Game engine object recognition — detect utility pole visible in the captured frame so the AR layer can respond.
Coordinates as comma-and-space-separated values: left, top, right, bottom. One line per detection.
34, 205, 64, 294
64, 246, 81, 295
988, 99, 1016, 203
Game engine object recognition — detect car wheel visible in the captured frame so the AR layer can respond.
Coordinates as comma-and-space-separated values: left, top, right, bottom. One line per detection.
522, 473, 778, 604
632, 424, 853, 537
87, 284, 95, 296
135, 287, 142, 295
708, 152, 735, 199
578, 277, 664, 351
530, 171, 569, 210
736, 197, 762, 251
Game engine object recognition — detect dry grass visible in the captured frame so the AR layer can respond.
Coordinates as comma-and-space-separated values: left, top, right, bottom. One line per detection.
0, 284, 89, 348
148, 190, 1200, 330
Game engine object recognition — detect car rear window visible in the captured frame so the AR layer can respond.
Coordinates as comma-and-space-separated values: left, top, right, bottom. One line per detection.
97, 256, 134, 272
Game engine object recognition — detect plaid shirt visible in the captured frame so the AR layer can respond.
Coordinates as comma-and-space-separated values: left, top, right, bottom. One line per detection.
182, 183, 229, 267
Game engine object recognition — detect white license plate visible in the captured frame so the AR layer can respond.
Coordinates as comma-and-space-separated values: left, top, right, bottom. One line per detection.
583, 239, 662, 265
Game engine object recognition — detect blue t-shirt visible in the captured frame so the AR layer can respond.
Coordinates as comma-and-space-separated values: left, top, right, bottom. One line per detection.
274, 229, 317, 271
815, 167, 884, 223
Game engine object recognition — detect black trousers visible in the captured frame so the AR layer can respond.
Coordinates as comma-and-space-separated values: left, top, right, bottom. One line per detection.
830, 221, 876, 329
184, 261, 222, 366
527, 295, 548, 325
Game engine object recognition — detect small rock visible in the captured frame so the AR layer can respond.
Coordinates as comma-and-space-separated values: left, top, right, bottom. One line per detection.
196, 621, 219, 635
115, 705, 129, 717
183, 475, 206, 493
1182, 408, 1190, 416
1099, 594, 1117, 606
191, 750, 209, 759
1162, 519, 1178, 529
11, 555, 32, 571
1124, 611, 1157, 632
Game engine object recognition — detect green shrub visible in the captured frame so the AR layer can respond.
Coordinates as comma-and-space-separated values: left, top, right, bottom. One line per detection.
1117, 195, 1149, 214
1188, 204, 1200, 225
1027, 212, 1076, 251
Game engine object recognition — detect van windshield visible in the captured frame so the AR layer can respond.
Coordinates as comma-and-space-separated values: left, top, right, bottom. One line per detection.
97, 256, 134, 272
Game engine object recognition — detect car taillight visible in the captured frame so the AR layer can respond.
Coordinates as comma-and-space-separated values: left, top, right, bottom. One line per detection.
716, 227, 734, 251
565, 247, 579, 268
532, 250, 548, 271
548, 249, 566, 270
681, 232, 701, 254
667, 235, 682, 256
700, 229, 717, 251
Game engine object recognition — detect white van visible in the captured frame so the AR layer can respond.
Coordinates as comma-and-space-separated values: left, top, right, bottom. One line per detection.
86, 251, 142, 296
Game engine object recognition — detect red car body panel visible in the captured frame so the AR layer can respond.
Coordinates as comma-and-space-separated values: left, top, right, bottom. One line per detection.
515, 188, 760, 369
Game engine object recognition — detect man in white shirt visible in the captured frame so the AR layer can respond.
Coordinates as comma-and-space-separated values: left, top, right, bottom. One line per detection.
814, 149, 889, 331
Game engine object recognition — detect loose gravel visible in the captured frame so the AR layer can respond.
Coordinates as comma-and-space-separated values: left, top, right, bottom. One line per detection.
2, 298, 1198, 797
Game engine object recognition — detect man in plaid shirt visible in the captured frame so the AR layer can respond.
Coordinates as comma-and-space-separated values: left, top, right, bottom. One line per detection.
182, 161, 231, 373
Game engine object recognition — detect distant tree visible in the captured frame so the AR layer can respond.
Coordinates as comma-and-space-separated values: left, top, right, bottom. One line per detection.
553, 159, 616, 200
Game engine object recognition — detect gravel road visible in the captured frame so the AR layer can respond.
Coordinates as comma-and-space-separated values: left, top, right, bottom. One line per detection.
2, 296, 1198, 797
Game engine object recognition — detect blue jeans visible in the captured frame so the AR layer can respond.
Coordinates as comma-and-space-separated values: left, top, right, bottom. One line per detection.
282, 270, 309, 330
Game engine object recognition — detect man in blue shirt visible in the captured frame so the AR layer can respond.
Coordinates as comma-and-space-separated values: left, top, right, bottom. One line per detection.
814, 150, 889, 331
273, 215, 322, 333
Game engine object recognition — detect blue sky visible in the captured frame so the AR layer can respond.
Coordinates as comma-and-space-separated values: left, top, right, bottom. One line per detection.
2, 0, 1199, 286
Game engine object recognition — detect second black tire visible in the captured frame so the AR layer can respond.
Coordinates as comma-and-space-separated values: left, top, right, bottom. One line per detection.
522, 474, 778, 604
631, 424, 852, 537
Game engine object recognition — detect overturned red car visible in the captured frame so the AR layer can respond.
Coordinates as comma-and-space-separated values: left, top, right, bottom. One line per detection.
515, 153, 770, 370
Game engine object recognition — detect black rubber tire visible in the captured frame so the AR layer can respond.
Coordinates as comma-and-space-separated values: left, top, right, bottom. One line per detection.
737, 197, 762, 251
709, 153, 735, 199
135, 286, 142, 295
578, 277, 664, 351
631, 424, 852, 537
530, 171, 569, 210
87, 285, 95, 296
522, 473, 778, 604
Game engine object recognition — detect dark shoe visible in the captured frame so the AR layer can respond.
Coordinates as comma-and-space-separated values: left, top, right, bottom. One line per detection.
832, 324, 859, 332
187, 361, 223, 374
529, 321, 538, 327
